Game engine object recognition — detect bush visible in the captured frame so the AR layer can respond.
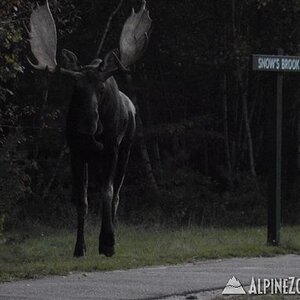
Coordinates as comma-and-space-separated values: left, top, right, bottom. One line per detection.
0, 131, 32, 228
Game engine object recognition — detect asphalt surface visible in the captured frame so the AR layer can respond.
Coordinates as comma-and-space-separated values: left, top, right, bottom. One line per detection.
0, 255, 299, 300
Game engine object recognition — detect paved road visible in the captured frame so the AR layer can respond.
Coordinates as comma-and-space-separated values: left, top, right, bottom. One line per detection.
1, 255, 299, 300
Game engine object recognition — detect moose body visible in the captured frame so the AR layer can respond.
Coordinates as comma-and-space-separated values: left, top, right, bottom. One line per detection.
28, 0, 151, 257
67, 74, 136, 257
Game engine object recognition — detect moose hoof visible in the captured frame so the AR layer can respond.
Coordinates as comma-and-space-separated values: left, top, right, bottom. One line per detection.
99, 244, 115, 257
73, 244, 87, 257
99, 233, 115, 257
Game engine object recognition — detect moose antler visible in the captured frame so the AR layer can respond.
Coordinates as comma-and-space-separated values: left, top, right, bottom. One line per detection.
28, 1, 83, 78
119, 0, 152, 67
28, 0, 57, 72
28, 0, 152, 81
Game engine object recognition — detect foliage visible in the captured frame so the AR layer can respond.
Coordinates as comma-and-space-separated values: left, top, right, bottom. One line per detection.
158, 168, 218, 226
0, 0, 25, 87
0, 0, 82, 228
0, 130, 33, 226
0, 214, 5, 242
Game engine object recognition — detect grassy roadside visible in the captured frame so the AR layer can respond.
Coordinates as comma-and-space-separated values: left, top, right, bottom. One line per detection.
1, 225, 300, 282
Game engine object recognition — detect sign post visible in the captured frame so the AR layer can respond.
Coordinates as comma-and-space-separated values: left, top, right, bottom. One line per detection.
252, 49, 300, 246
273, 55, 283, 245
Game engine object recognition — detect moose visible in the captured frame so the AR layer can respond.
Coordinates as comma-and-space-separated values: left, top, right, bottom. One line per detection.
28, 0, 152, 257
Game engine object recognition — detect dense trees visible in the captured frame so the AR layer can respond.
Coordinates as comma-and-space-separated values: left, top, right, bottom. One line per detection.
1, 0, 300, 228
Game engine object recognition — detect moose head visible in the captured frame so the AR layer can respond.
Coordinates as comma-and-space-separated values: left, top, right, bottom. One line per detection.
28, 0, 152, 257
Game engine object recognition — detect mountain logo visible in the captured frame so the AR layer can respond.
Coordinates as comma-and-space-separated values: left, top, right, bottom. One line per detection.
222, 276, 246, 295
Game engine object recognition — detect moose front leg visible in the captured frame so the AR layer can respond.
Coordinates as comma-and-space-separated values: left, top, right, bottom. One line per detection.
99, 144, 118, 257
99, 184, 115, 257
71, 155, 88, 257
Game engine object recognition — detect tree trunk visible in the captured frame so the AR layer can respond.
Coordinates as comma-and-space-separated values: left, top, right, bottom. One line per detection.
231, 0, 257, 178
41, 144, 68, 201
239, 72, 257, 177
96, 0, 124, 57
126, 74, 159, 193
153, 136, 163, 180
297, 111, 300, 170
141, 68, 163, 180
221, 73, 233, 185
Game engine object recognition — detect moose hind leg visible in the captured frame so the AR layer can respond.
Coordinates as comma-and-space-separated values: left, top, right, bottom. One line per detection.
112, 141, 132, 224
72, 157, 88, 257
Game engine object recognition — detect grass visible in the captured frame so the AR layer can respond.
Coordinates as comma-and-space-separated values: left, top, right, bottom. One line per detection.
1, 225, 300, 282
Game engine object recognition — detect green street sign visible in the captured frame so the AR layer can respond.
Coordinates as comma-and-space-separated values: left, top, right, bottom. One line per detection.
252, 54, 300, 72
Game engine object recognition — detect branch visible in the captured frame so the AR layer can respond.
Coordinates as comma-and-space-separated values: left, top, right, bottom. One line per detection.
96, 0, 124, 57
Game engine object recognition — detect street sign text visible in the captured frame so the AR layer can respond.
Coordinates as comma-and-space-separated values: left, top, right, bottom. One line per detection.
252, 55, 300, 72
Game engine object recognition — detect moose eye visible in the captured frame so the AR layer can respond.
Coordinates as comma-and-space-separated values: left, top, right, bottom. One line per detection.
98, 84, 105, 93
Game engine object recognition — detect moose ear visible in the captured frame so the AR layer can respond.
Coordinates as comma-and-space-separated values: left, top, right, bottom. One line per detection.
87, 58, 103, 69
61, 49, 79, 70
102, 49, 119, 71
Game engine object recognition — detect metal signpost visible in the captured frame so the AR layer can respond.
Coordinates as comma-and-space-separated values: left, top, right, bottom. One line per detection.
252, 50, 300, 245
